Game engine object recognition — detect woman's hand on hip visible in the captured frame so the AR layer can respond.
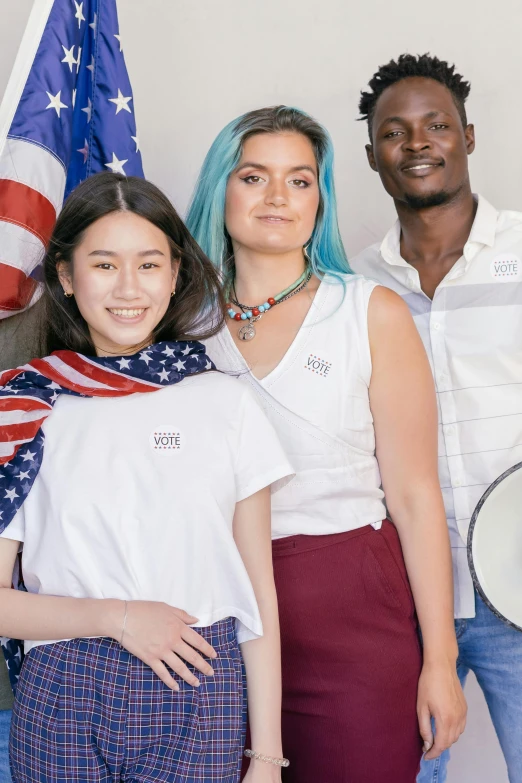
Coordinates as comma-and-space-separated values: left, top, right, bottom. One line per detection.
417, 660, 467, 760
107, 600, 217, 690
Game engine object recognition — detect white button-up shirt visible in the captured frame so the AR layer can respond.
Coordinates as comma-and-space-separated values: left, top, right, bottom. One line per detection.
351, 196, 522, 618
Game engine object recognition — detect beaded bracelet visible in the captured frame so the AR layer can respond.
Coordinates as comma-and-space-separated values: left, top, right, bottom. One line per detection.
244, 749, 290, 768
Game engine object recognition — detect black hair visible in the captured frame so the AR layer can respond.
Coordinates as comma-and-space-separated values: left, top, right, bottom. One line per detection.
43, 172, 225, 354
358, 53, 471, 140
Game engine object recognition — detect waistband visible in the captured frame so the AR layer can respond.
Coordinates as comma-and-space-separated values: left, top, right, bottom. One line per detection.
272, 520, 390, 557
26, 616, 238, 659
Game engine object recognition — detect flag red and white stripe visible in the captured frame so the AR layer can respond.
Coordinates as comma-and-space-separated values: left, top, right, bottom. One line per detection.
0, 351, 162, 464
0, 0, 59, 318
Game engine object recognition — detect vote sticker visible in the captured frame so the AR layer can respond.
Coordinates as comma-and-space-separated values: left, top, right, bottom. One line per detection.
149, 426, 183, 457
490, 253, 521, 281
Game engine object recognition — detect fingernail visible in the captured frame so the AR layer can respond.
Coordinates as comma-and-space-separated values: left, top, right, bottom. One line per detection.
423, 741, 432, 753
211, 652, 218, 659
207, 668, 214, 676
193, 679, 201, 688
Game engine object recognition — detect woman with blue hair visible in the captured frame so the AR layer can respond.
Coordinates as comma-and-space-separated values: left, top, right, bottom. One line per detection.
187, 106, 466, 782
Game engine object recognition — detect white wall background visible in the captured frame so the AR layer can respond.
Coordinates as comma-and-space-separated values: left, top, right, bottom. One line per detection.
1, 1, 520, 780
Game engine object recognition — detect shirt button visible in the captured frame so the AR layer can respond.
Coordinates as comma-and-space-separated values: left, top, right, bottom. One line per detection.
432, 322, 440, 331
454, 478, 462, 488
445, 425, 455, 436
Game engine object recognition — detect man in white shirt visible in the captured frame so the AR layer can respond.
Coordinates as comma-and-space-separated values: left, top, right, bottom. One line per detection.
351, 53, 522, 783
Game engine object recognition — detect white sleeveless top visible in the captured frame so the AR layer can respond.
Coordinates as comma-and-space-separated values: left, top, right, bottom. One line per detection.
205, 274, 387, 539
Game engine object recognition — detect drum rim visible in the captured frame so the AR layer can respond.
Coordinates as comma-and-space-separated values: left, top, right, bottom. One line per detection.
467, 460, 522, 633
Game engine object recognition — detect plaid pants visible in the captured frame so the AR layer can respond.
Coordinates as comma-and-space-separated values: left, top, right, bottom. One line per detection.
10, 618, 246, 782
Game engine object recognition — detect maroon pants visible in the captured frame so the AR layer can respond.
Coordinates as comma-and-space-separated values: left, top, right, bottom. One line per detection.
272, 520, 422, 783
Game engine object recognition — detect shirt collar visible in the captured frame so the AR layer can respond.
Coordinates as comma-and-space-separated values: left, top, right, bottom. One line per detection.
379, 194, 499, 268
466, 195, 498, 249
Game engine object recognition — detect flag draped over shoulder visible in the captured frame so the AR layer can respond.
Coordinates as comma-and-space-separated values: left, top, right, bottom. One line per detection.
0, 0, 144, 319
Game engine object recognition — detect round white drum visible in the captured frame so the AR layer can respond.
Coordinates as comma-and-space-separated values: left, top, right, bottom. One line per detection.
468, 462, 522, 631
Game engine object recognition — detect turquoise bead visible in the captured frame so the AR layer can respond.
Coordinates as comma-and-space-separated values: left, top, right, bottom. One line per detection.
241, 313, 248, 320
246, 310, 253, 318
258, 305, 265, 313
264, 302, 270, 309
228, 309, 235, 318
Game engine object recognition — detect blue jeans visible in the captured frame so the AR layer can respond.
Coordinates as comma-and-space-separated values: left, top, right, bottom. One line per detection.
417, 591, 522, 783
0, 709, 12, 783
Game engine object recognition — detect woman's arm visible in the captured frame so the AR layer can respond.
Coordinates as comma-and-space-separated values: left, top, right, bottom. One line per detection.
367, 286, 467, 760
0, 538, 216, 689
233, 487, 283, 783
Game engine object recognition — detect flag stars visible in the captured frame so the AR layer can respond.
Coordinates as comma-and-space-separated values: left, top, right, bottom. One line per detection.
86, 54, 95, 76
114, 34, 123, 52
139, 351, 153, 365
74, 1, 85, 27
157, 368, 170, 382
105, 153, 128, 175
20, 450, 36, 462
81, 97, 92, 123
4, 488, 19, 503
131, 135, 139, 152
72, 89, 77, 109
15, 471, 31, 482
108, 89, 132, 115
77, 139, 89, 164
61, 44, 77, 72
116, 357, 131, 370
45, 90, 68, 117
76, 47, 82, 73
89, 13, 97, 33
174, 359, 186, 371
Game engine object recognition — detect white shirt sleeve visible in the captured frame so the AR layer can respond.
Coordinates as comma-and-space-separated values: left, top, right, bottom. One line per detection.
233, 387, 294, 503
0, 505, 25, 543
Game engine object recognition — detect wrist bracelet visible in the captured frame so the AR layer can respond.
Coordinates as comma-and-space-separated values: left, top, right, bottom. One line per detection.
119, 600, 128, 645
244, 749, 290, 768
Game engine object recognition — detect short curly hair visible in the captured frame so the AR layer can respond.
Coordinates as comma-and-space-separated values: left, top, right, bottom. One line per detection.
359, 53, 471, 140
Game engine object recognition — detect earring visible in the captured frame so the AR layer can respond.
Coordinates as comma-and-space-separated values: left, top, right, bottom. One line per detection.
64, 290, 73, 298
171, 289, 176, 297
303, 243, 311, 263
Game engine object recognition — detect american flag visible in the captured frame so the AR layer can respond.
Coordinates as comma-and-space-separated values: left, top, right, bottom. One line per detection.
0, 0, 144, 319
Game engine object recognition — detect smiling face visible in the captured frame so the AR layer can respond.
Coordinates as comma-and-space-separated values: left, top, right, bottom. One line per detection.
58, 211, 178, 356
367, 76, 475, 209
225, 131, 320, 256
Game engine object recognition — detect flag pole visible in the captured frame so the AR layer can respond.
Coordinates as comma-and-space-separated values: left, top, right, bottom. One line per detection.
0, 0, 54, 158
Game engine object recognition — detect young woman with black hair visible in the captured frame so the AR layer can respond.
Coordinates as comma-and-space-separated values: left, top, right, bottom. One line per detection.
0, 172, 292, 783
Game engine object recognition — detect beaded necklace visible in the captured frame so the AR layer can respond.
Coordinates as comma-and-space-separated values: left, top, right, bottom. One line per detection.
225, 266, 312, 341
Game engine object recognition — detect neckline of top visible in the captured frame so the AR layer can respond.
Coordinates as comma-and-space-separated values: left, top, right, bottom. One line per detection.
219, 274, 332, 385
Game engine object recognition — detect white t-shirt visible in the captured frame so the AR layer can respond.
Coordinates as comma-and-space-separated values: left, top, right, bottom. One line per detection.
1, 371, 294, 652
